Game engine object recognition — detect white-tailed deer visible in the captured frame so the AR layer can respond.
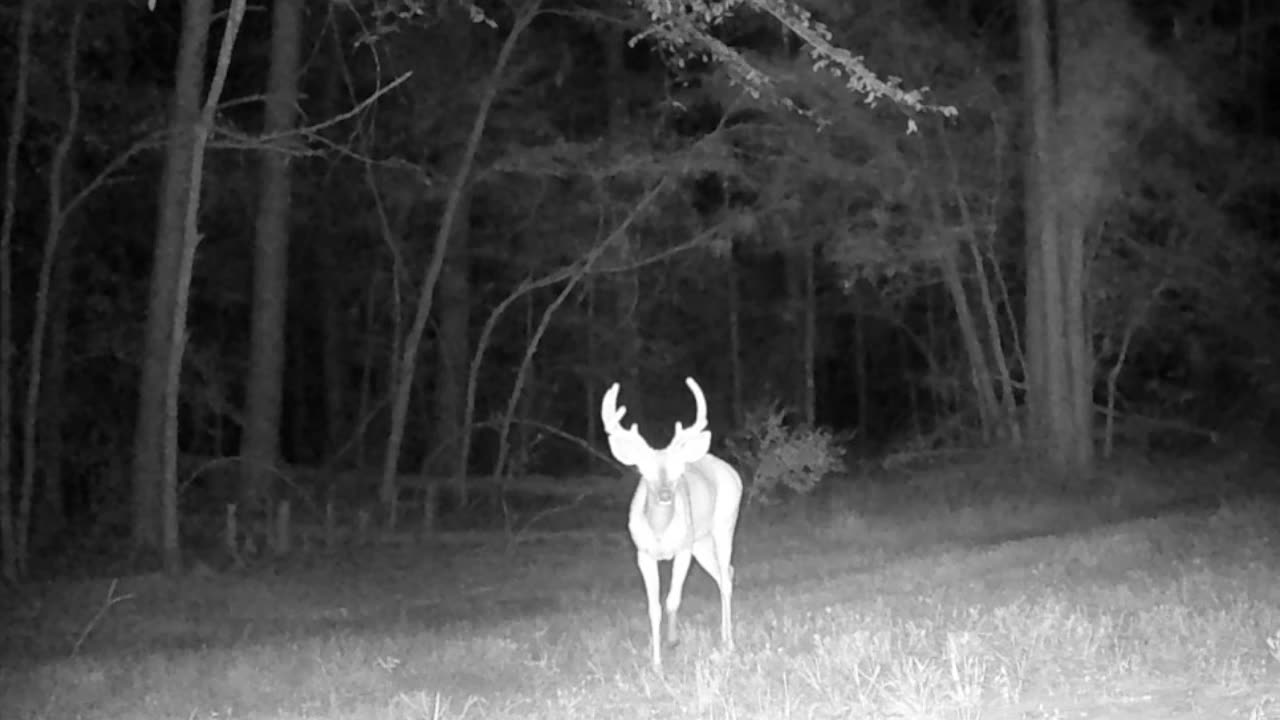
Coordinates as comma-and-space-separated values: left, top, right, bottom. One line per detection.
601, 377, 743, 671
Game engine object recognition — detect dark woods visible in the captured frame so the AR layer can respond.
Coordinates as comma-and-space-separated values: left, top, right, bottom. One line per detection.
0, 0, 1277, 578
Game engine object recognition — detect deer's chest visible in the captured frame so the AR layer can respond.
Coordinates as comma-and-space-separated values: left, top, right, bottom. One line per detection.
628, 488, 707, 560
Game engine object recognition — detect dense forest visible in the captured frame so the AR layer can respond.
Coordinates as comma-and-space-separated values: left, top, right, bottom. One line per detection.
1, 0, 1277, 579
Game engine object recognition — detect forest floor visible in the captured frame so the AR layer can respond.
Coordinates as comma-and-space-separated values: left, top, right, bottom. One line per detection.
2, 451, 1279, 720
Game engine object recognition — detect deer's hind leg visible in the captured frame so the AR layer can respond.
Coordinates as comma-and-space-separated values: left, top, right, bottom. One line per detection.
691, 538, 733, 651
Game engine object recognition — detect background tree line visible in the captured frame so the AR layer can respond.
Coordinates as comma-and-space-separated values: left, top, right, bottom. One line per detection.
1, 0, 1277, 579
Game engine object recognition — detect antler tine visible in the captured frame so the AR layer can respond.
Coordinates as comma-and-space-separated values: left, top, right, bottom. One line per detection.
673, 376, 709, 437
600, 383, 624, 433
601, 382, 642, 437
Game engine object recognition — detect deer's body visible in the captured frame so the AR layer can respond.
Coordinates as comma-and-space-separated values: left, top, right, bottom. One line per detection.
602, 378, 743, 671
627, 454, 740, 559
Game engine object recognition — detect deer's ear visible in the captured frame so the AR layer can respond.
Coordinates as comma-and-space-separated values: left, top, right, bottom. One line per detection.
608, 432, 653, 469
674, 429, 712, 465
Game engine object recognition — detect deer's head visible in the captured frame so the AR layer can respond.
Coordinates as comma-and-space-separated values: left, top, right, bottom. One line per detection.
600, 377, 712, 505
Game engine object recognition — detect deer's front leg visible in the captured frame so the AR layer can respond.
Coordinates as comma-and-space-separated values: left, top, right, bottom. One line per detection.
666, 550, 692, 649
636, 550, 663, 670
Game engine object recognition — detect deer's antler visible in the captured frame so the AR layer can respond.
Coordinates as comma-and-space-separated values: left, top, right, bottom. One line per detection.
601, 382, 648, 450
672, 376, 708, 443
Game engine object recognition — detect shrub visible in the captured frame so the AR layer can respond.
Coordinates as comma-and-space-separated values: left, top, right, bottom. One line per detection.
723, 403, 848, 506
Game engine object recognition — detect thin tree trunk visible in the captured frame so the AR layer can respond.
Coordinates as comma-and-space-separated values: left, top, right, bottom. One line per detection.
938, 243, 997, 440
41, 223, 75, 535
903, 331, 921, 438
488, 182, 671, 487
242, 0, 302, 510
802, 242, 817, 426
322, 280, 344, 452
854, 304, 869, 432
786, 248, 804, 413
584, 280, 598, 463
321, 33, 347, 459
165, 0, 246, 575
19, 6, 84, 570
355, 281, 376, 467
727, 240, 742, 426
379, 0, 541, 529
289, 319, 308, 461
435, 187, 470, 500
134, 0, 211, 558
924, 161, 999, 441
0, 0, 35, 583
457, 180, 674, 501
492, 281, 580, 484
968, 243, 1020, 442
514, 294, 536, 473
943, 122, 1021, 443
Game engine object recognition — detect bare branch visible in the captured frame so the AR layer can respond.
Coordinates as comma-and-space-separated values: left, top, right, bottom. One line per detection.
208, 73, 412, 156
70, 579, 134, 657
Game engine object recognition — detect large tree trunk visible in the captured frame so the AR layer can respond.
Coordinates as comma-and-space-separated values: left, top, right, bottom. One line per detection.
133, 0, 211, 557
1020, 0, 1092, 480
241, 0, 302, 510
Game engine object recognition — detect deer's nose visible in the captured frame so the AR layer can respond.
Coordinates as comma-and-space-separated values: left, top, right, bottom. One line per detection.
656, 487, 675, 504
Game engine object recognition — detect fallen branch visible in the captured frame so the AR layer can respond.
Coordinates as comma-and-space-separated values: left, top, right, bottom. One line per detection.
70, 578, 134, 657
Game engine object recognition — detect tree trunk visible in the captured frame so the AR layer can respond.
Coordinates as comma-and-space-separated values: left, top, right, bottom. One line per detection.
435, 186, 470, 492
163, 0, 246, 575
584, 280, 598, 462
356, 281, 377, 467
41, 219, 75, 535
379, 0, 540, 529
319, 30, 348, 458
786, 246, 808, 418
20, 6, 84, 568
938, 238, 999, 441
726, 241, 742, 426
801, 242, 817, 426
289, 317, 308, 461
1020, 0, 1092, 480
322, 281, 344, 452
967, 240, 1020, 443
854, 303, 869, 432
242, 0, 302, 510
0, 0, 35, 583
134, 0, 211, 558
514, 296, 537, 473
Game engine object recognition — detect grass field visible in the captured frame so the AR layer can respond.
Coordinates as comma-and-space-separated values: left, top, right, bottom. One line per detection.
2, 452, 1279, 719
